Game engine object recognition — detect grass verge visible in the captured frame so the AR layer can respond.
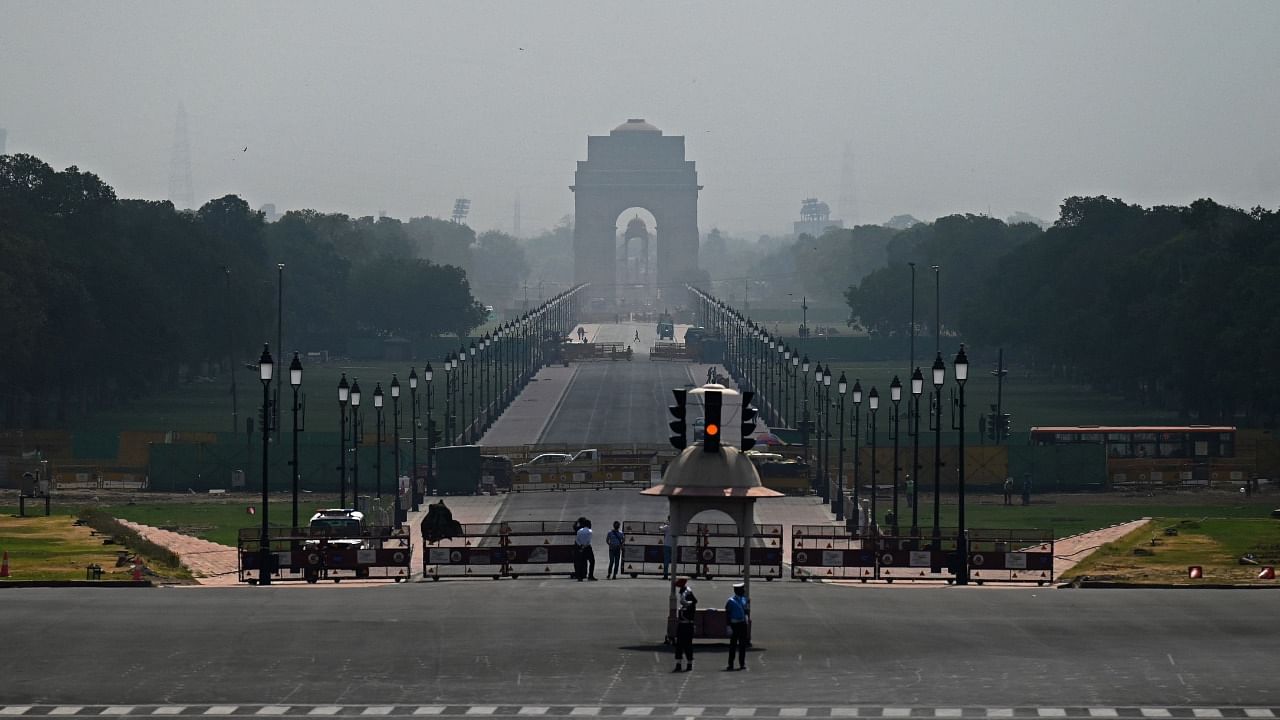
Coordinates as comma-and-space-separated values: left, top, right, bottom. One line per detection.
1062, 516, 1280, 584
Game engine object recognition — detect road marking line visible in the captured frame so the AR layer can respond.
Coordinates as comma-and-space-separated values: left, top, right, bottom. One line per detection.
256, 708, 290, 716
569, 709, 600, 717
779, 709, 808, 717
622, 709, 653, 716
465, 709, 497, 716
412, 709, 446, 716
727, 710, 757, 718
101, 709, 135, 716
308, 708, 342, 716
985, 710, 1014, 718
1087, 710, 1118, 717
830, 710, 860, 718
204, 708, 238, 716
882, 710, 912, 718
1037, 711, 1067, 718
1192, 712, 1222, 718
152, 709, 187, 716
935, 710, 962, 718
517, 709, 549, 716
1140, 710, 1172, 718
361, 709, 394, 716
1243, 711, 1275, 718
672, 709, 704, 717
0, 708, 32, 716
49, 709, 84, 716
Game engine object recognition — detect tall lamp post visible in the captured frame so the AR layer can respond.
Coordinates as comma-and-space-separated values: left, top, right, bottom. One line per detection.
444, 354, 454, 443
930, 353, 945, 564
289, 352, 302, 529
425, 363, 435, 497
953, 346, 970, 586
391, 375, 402, 523
257, 344, 274, 586
867, 386, 880, 540
373, 383, 384, 500
823, 366, 832, 511
350, 379, 362, 508
836, 373, 847, 522
791, 353, 800, 424
408, 368, 420, 513
813, 362, 824, 500
851, 379, 863, 535
890, 375, 902, 536
468, 341, 477, 441
800, 355, 811, 465
337, 374, 349, 507
910, 367, 924, 538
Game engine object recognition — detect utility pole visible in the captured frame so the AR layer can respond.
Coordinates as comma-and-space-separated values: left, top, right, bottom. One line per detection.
992, 348, 1008, 442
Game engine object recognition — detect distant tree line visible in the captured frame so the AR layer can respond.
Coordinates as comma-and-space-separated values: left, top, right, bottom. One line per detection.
845, 196, 1280, 425
0, 154, 488, 428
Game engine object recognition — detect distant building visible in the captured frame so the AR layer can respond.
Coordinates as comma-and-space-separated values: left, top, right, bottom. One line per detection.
259, 203, 279, 222
793, 197, 843, 237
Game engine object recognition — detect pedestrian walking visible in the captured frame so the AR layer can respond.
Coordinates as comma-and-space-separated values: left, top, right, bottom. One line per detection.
1003, 476, 1014, 506
575, 518, 597, 580
673, 577, 697, 672
634, 329, 641, 343
725, 582, 750, 671
606, 520, 625, 579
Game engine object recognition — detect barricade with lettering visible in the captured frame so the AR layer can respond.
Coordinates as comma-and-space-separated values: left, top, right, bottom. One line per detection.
237, 525, 412, 584
791, 525, 875, 580
422, 521, 579, 580
621, 520, 783, 580
873, 531, 960, 583
967, 528, 1055, 586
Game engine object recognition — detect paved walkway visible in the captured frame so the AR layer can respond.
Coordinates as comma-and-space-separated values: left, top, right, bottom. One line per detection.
1052, 516, 1151, 577
117, 519, 240, 587
478, 365, 579, 446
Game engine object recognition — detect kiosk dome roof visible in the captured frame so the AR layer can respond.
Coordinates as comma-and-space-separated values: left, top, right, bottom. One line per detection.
611, 118, 662, 135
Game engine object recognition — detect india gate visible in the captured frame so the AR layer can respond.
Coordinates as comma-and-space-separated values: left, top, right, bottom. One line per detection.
571, 119, 701, 305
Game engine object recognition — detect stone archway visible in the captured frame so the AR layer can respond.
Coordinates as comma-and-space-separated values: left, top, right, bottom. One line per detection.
571, 119, 701, 307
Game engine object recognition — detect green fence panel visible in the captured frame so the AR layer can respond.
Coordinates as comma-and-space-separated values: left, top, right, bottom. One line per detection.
71, 431, 120, 460
1007, 444, 1107, 492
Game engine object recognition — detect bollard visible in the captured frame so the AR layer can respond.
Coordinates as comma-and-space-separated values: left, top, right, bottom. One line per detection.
85, 563, 103, 581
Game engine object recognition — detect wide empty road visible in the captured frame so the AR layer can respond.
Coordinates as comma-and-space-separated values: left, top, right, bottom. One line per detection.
538, 360, 698, 445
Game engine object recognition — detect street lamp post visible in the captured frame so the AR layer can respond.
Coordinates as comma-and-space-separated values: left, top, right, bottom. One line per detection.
391, 375, 402, 524
868, 387, 880, 541
373, 383, 384, 500
425, 363, 435, 497
851, 380, 863, 535
931, 353, 945, 559
350, 379, 362, 509
468, 341, 477, 442
890, 375, 902, 536
791, 353, 800, 425
954, 346, 970, 586
823, 366, 832, 511
257, 344, 274, 586
409, 368, 420, 513
289, 352, 302, 530
910, 367, 924, 538
836, 373, 847, 522
338, 374, 349, 507
800, 355, 811, 466
813, 362, 824, 500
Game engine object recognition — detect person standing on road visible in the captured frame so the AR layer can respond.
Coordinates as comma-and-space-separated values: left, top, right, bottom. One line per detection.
606, 521, 625, 579
725, 582, 750, 671
673, 577, 697, 672
1021, 474, 1032, 506
1003, 476, 1014, 506
575, 518, 597, 580
661, 517, 674, 579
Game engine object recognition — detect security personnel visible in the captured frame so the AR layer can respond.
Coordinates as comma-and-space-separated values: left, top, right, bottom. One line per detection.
725, 582, 750, 671
673, 577, 697, 672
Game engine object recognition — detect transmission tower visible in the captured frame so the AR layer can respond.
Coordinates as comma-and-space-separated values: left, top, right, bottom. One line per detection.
168, 103, 195, 209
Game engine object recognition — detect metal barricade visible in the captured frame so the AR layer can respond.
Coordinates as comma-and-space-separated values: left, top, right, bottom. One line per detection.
967, 528, 1055, 586
873, 531, 960, 583
422, 521, 578, 580
791, 525, 875, 581
621, 521, 783, 580
237, 525, 412, 584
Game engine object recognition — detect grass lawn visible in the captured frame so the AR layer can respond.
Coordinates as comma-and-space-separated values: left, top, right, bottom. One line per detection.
87, 496, 344, 548
912, 492, 1276, 539
0, 515, 180, 582
1063, 516, 1280, 584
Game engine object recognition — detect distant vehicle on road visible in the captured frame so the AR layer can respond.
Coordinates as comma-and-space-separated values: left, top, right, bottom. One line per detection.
745, 450, 810, 495
512, 448, 652, 488
657, 311, 675, 340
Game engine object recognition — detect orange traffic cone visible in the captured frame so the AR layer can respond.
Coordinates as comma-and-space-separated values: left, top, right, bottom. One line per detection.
131, 563, 143, 581
1, 550, 9, 577
1259, 566, 1276, 580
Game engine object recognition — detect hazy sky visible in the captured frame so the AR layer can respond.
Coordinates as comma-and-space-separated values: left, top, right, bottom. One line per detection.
3, 2, 1279, 236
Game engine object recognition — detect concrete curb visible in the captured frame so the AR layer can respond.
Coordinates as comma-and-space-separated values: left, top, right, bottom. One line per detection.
1065, 580, 1280, 589
0, 580, 153, 588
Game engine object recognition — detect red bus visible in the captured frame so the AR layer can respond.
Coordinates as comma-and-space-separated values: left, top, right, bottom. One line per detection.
1029, 425, 1242, 487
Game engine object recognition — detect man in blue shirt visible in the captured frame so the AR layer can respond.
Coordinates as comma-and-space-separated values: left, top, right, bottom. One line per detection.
605, 521, 625, 579
725, 582, 750, 671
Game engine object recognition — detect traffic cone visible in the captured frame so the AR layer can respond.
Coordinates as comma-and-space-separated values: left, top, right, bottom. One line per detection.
1259, 566, 1275, 580
1188, 565, 1203, 579
1, 550, 9, 577
131, 563, 143, 581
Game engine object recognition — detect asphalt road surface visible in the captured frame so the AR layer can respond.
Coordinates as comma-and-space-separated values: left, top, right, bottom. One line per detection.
1, 583, 1275, 713
537, 360, 698, 446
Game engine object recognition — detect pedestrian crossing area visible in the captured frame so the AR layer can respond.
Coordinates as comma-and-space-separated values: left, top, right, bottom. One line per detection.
0, 707, 1275, 719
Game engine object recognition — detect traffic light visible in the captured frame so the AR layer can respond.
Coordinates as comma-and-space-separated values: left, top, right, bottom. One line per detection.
669, 388, 688, 450
740, 391, 758, 452
703, 389, 722, 453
